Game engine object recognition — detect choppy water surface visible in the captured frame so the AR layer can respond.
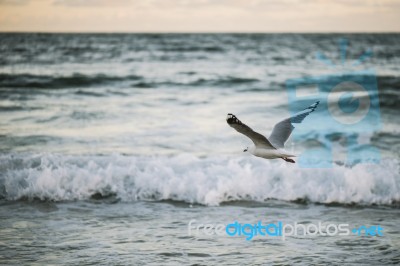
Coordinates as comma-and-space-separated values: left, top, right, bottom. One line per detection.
0, 33, 399, 264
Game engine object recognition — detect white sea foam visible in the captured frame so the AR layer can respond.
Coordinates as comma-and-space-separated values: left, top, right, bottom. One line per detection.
0, 153, 399, 206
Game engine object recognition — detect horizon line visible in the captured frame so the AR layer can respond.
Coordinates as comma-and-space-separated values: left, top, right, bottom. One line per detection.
1, 31, 399, 34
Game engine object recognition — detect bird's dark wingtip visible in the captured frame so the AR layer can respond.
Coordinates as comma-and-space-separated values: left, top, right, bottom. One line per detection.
307, 100, 320, 112
226, 113, 234, 123
226, 113, 242, 125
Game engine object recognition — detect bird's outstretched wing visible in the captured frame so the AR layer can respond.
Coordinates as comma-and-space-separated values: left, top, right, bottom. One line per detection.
268, 101, 320, 149
226, 114, 276, 149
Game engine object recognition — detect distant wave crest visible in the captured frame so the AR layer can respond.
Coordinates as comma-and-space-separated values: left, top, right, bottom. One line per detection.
0, 73, 142, 89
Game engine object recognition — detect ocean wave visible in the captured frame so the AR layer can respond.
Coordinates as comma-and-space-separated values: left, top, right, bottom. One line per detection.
0, 73, 260, 89
0, 73, 143, 89
130, 76, 260, 88
190, 76, 259, 86
0, 105, 42, 112
161, 45, 225, 53
0, 153, 398, 206
378, 75, 400, 109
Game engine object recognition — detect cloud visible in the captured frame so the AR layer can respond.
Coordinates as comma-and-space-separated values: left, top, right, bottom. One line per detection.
0, 0, 30, 5
52, 0, 133, 7
47, 0, 400, 14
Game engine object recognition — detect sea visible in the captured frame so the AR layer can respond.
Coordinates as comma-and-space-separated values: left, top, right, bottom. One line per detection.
0, 33, 399, 265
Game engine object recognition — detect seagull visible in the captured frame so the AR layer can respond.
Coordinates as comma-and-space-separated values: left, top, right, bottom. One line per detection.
226, 101, 319, 163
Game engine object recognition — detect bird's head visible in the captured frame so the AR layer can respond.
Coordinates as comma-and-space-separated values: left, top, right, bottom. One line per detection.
243, 147, 248, 152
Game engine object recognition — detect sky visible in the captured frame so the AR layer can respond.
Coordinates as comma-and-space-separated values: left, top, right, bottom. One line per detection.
0, 0, 399, 32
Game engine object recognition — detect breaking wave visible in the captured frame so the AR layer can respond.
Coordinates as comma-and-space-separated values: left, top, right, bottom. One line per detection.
0, 153, 398, 206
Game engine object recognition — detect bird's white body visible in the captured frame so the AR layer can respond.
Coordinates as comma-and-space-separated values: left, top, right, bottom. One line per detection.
248, 146, 296, 159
